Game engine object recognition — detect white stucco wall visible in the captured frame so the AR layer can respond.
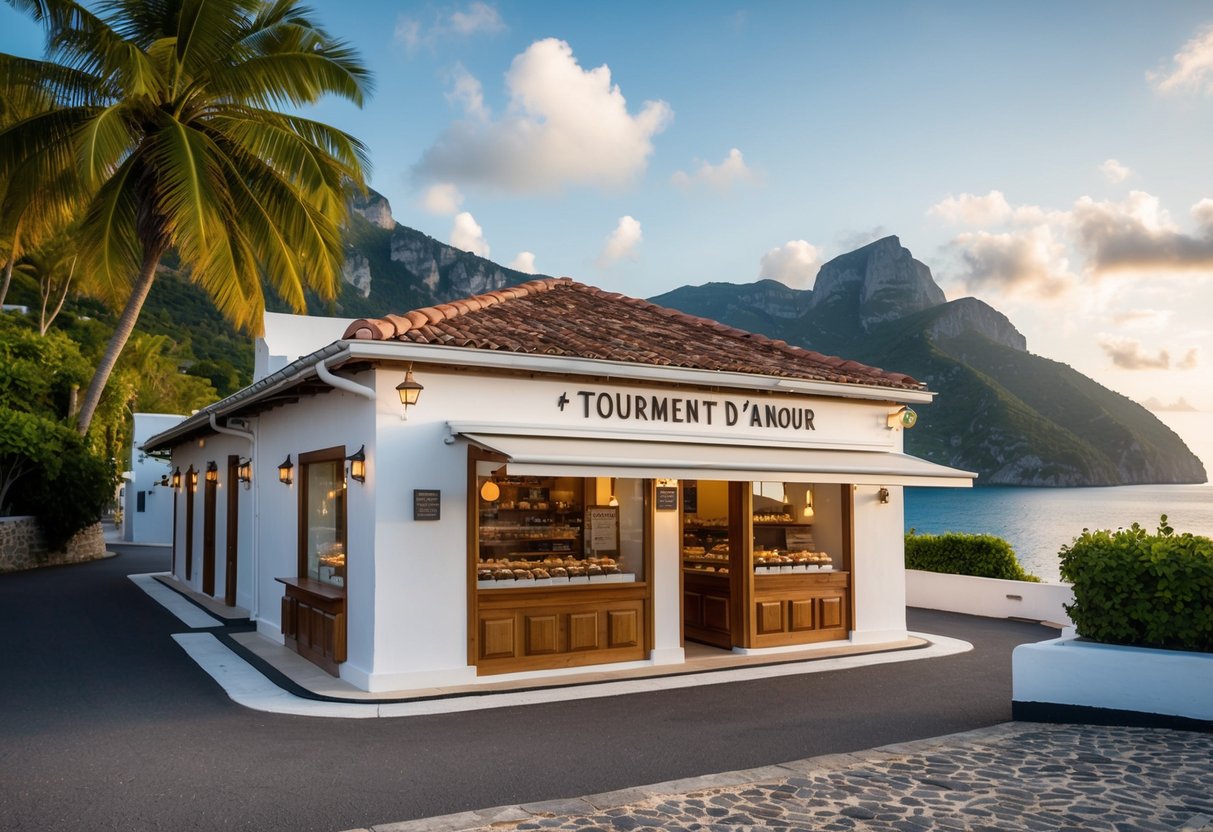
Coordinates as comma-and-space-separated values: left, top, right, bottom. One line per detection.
125, 413, 185, 544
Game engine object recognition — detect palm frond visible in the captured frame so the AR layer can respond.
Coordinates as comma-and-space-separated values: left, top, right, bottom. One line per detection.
76, 151, 141, 304
74, 102, 136, 188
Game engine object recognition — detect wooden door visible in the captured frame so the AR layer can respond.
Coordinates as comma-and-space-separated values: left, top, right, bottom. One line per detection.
202, 468, 217, 596
185, 468, 195, 580
225, 455, 239, 606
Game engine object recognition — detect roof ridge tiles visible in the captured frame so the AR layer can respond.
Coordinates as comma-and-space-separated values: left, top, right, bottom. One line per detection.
337, 277, 921, 390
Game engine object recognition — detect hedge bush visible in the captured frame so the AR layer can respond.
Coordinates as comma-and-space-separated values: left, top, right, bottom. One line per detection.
905, 531, 1040, 582
1059, 516, 1213, 653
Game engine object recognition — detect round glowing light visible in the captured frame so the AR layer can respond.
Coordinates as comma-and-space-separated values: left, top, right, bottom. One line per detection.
480, 481, 501, 502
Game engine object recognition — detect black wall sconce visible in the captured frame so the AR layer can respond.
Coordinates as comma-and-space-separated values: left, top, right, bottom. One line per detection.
278, 455, 294, 485
205, 461, 218, 484
187, 466, 198, 491
346, 445, 366, 483
171, 467, 182, 490
237, 458, 252, 486
877, 487, 890, 504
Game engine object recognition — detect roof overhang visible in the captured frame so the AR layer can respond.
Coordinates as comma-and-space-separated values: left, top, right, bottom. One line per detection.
462, 431, 976, 488
143, 340, 938, 452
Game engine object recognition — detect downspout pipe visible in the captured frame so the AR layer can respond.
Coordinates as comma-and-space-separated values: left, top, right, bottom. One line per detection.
208, 412, 258, 619
315, 357, 377, 401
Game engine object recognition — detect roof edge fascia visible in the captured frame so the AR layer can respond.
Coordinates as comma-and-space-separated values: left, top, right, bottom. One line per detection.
343, 342, 937, 405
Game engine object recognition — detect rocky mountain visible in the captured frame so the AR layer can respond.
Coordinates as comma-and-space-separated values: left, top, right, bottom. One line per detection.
653, 236, 1206, 487
284, 188, 541, 318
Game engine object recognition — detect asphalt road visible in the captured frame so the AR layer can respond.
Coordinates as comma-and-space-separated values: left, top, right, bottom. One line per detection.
0, 548, 1056, 832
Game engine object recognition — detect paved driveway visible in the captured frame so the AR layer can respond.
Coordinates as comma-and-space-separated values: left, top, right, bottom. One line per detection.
0, 549, 1056, 832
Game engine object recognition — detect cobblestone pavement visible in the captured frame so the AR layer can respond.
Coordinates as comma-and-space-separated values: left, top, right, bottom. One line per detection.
359, 723, 1213, 832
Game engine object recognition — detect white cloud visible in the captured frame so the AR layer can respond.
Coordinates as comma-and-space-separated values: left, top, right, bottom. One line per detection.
414, 39, 673, 193
1110, 308, 1171, 329
446, 64, 488, 121
758, 240, 822, 289
395, 2, 505, 53
598, 216, 642, 266
671, 148, 757, 190
1098, 336, 1171, 370
449, 2, 505, 36
1099, 158, 1132, 184
1179, 347, 1201, 370
450, 211, 489, 257
929, 191, 1014, 226
1149, 24, 1213, 94
421, 183, 464, 216
508, 251, 537, 274
1071, 191, 1213, 273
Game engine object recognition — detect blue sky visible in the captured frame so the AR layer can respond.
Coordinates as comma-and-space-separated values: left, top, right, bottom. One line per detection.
3, 1, 1213, 411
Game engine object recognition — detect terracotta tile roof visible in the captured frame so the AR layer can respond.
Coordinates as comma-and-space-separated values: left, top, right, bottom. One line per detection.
341, 278, 922, 390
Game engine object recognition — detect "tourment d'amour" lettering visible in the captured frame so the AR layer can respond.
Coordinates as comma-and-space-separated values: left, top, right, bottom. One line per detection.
563, 390, 815, 431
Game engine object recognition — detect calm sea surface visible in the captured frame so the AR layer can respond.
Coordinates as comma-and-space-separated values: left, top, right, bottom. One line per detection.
904, 411, 1213, 584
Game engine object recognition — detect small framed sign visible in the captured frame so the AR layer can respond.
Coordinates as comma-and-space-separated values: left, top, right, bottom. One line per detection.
585, 505, 619, 555
655, 486, 678, 511
413, 489, 441, 521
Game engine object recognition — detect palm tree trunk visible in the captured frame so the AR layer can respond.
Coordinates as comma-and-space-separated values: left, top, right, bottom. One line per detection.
75, 246, 164, 435
0, 223, 22, 307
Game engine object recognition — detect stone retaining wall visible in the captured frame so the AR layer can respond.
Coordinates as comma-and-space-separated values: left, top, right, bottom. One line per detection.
0, 516, 107, 573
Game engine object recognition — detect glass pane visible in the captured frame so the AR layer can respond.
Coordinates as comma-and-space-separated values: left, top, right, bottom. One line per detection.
751, 481, 834, 572
682, 480, 731, 574
306, 460, 346, 587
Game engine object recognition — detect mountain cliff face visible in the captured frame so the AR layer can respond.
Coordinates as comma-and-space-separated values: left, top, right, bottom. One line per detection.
651, 237, 1206, 487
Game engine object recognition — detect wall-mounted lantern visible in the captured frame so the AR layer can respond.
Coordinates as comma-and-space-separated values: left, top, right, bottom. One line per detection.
187, 466, 198, 491
278, 455, 294, 485
877, 487, 890, 504
237, 458, 252, 486
803, 489, 815, 519
205, 461, 218, 483
171, 467, 182, 490
346, 445, 366, 483
395, 366, 424, 420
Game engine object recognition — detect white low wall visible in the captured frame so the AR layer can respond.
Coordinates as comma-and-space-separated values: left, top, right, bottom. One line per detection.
906, 569, 1074, 626
1014, 636, 1213, 722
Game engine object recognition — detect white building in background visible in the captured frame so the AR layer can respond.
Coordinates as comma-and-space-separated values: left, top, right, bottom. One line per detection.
145, 278, 974, 692
122, 412, 185, 544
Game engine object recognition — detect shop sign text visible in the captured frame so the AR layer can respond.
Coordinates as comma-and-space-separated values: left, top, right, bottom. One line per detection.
558, 390, 815, 432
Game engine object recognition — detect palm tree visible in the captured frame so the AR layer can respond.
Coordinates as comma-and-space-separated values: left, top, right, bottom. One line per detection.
0, 0, 372, 434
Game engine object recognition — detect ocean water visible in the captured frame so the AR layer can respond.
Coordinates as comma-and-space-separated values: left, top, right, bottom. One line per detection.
904, 410, 1213, 584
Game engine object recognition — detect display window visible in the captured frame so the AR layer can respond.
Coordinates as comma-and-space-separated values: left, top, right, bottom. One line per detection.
681, 480, 732, 574
751, 481, 834, 572
475, 475, 646, 587
299, 452, 346, 588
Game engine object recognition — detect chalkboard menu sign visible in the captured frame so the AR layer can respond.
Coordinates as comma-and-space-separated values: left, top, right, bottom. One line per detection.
655, 486, 678, 511
683, 483, 698, 514
413, 489, 441, 521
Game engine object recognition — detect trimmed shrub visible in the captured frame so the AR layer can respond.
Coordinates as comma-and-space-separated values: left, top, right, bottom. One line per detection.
1059, 516, 1213, 653
905, 530, 1040, 582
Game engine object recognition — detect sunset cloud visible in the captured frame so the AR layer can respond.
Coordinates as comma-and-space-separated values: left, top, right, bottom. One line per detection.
1098, 336, 1173, 370
414, 39, 672, 193
1149, 24, 1213, 94
758, 240, 822, 289
948, 226, 1074, 298
671, 148, 758, 190
598, 216, 643, 265
1071, 191, 1213, 273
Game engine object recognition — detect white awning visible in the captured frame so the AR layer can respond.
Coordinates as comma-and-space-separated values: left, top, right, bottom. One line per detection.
463, 433, 975, 487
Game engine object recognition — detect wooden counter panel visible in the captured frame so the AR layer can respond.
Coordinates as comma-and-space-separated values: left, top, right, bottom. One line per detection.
475, 586, 647, 675
749, 571, 850, 649
684, 570, 732, 649
276, 577, 346, 676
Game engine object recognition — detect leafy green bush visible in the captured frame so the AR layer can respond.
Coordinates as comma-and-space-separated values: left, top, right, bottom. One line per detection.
905, 530, 1040, 582
1059, 516, 1213, 653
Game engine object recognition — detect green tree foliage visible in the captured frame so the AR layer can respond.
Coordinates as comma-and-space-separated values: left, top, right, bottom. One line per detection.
904, 530, 1040, 582
0, 0, 372, 435
0, 315, 114, 542
1060, 516, 1213, 653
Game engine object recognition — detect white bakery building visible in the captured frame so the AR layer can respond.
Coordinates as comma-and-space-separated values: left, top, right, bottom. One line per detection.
145, 278, 974, 691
